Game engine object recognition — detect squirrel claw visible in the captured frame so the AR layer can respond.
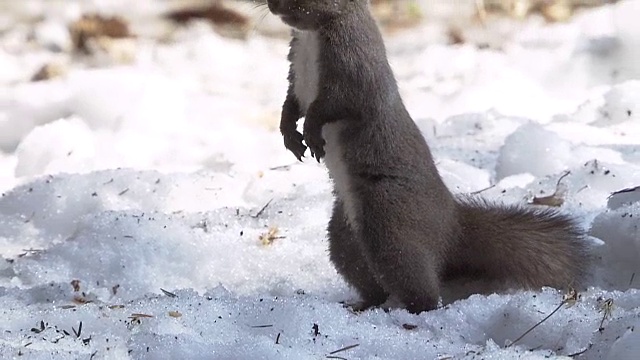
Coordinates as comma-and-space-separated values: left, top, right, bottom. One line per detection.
282, 130, 307, 161
303, 134, 325, 161
309, 147, 324, 162
309, 146, 325, 161
314, 149, 325, 162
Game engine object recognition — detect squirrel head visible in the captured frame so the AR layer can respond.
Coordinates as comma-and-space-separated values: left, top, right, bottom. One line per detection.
267, 0, 365, 31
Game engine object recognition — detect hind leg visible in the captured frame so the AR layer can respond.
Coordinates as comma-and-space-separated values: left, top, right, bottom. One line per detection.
360, 222, 442, 314
328, 198, 388, 309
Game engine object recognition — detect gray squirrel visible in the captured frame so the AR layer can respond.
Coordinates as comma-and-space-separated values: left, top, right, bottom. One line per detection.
266, 0, 589, 313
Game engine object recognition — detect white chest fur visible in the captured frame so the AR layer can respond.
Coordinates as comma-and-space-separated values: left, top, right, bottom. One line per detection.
292, 31, 320, 113
322, 123, 359, 230
292, 31, 358, 230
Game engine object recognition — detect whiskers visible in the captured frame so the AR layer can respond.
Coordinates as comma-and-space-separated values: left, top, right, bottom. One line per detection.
247, 0, 271, 36
250, 0, 268, 10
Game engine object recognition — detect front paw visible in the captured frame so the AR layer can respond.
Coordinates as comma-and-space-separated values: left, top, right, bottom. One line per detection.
282, 129, 307, 161
303, 125, 326, 161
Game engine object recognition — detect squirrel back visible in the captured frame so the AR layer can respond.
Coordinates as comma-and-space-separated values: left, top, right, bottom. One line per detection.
267, 0, 590, 313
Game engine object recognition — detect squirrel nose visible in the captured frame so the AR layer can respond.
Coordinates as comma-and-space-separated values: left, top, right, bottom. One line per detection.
267, 0, 283, 14
267, 0, 278, 10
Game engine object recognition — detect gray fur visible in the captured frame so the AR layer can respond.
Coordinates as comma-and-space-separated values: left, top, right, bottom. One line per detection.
267, 0, 589, 313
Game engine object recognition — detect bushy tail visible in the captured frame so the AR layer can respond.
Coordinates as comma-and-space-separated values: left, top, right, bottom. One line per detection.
446, 197, 590, 292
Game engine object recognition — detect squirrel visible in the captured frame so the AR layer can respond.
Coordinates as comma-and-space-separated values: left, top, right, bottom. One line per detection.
266, 0, 589, 313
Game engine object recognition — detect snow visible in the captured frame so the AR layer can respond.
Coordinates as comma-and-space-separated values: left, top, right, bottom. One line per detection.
1, 0, 640, 359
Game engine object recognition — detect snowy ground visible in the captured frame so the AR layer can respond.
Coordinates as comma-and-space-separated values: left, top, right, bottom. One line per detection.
1, 0, 640, 359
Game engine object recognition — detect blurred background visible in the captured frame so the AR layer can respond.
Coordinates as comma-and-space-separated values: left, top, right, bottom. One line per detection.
0, 0, 630, 94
